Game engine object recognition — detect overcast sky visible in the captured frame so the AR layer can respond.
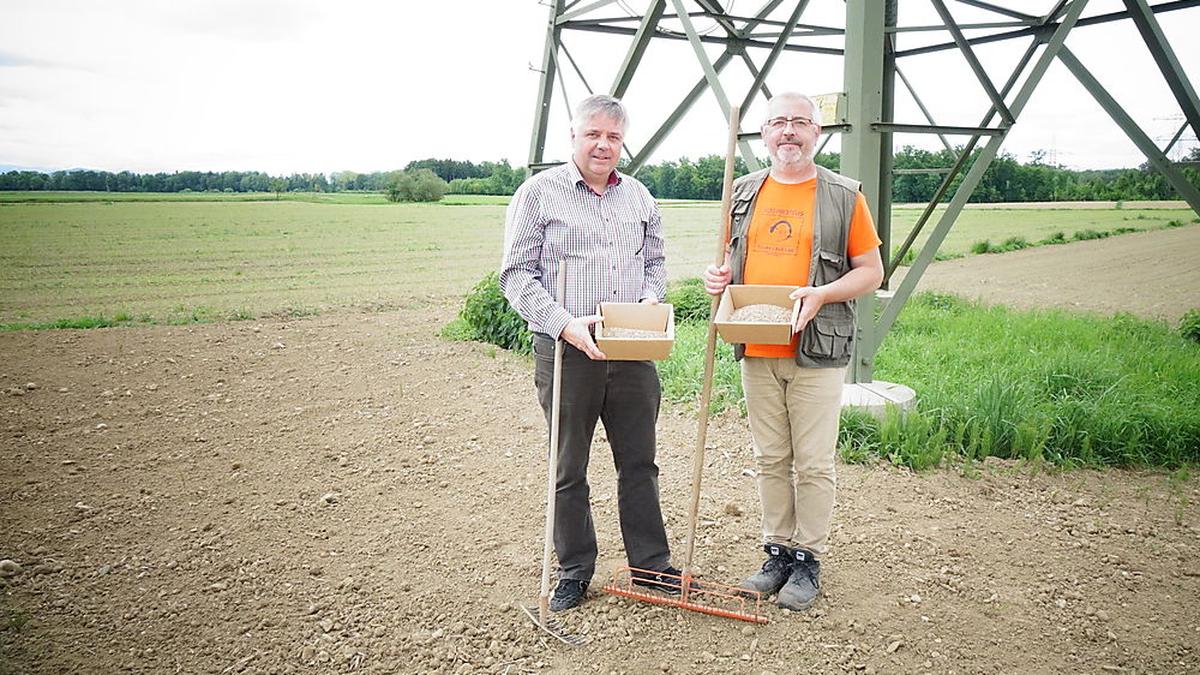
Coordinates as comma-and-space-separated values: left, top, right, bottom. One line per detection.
1, 0, 1196, 175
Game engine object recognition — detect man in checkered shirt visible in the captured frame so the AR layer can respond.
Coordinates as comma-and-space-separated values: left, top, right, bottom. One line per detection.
500, 94, 682, 612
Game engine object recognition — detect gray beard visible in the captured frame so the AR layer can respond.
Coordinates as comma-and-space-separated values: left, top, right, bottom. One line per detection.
771, 151, 815, 168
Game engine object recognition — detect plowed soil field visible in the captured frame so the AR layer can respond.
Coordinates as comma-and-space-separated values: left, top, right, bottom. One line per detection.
2, 294, 1197, 673
900, 225, 1200, 323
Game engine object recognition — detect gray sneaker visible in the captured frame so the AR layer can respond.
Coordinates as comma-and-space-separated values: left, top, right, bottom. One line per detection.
777, 552, 821, 611
739, 544, 794, 596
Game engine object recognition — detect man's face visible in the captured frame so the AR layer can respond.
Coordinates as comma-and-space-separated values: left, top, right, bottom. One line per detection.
762, 96, 821, 169
571, 114, 624, 184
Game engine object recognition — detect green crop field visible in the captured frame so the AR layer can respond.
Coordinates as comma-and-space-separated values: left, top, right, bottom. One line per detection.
0, 190, 511, 206
0, 193, 1194, 327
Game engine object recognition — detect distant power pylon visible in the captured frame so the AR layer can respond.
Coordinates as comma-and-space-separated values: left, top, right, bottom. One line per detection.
1153, 114, 1199, 161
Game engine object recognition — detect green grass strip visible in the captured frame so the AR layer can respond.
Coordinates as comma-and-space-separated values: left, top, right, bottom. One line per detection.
0, 306, 317, 331
656, 293, 1200, 469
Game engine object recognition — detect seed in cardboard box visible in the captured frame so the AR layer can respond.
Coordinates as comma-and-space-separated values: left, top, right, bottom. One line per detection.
602, 327, 667, 339
730, 304, 790, 323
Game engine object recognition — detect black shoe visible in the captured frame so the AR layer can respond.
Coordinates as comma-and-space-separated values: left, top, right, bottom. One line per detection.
739, 543, 795, 596
777, 552, 820, 611
630, 566, 687, 595
549, 578, 589, 612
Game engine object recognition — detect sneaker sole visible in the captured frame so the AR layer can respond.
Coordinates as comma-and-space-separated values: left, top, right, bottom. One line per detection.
776, 594, 818, 611
736, 582, 786, 599
549, 598, 585, 612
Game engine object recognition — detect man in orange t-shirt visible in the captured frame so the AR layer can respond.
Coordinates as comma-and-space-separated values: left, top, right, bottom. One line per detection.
704, 92, 883, 611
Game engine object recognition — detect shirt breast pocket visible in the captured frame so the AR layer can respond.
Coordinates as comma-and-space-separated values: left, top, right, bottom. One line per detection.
617, 218, 648, 257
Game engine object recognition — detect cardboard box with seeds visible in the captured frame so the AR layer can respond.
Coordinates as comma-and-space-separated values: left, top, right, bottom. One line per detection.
595, 302, 675, 361
714, 285, 799, 345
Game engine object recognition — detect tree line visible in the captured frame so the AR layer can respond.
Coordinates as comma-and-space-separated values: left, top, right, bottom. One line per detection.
0, 167, 434, 195
635, 146, 1200, 202
2, 147, 1197, 202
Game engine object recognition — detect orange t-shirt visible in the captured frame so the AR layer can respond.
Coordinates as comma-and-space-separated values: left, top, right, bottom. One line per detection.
743, 176, 881, 358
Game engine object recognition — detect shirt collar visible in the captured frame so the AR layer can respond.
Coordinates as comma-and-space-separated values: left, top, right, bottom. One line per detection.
568, 160, 621, 195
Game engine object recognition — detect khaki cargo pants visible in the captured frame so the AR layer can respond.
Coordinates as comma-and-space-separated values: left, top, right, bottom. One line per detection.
740, 357, 845, 557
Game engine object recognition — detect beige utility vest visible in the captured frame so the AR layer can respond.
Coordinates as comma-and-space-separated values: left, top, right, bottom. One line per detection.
727, 165, 860, 368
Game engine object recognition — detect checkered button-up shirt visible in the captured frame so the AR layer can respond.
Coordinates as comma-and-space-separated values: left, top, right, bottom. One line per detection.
500, 161, 666, 339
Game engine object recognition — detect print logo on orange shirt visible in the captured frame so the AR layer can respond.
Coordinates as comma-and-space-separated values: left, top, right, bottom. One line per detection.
751, 206, 805, 257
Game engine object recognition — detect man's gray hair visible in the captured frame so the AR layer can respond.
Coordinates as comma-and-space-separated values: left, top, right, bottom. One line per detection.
768, 92, 820, 121
573, 94, 628, 132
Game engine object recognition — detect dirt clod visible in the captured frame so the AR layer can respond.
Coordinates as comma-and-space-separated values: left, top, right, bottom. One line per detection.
0, 560, 22, 578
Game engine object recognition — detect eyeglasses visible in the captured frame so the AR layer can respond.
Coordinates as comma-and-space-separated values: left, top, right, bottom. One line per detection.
764, 116, 816, 131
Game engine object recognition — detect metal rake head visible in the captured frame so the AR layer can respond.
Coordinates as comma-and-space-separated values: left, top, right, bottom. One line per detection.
519, 604, 589, 646
600, 565, 769, 624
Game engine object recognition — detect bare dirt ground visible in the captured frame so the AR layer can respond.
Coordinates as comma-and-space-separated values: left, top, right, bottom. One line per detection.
1, 294, 1197, 674
898, 225, 1200, 323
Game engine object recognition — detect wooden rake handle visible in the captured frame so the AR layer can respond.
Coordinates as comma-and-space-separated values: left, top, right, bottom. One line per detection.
538, 260, 567, 623
681, 106, 741, 587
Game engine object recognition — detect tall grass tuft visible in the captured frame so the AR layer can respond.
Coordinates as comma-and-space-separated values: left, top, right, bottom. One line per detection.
970, 240, 994, 254
839, 407, 948, 470
870, 294, 1200, 468
658, 321, 744, 414
890, 245, 917, 267
1072, 228, 1109, 241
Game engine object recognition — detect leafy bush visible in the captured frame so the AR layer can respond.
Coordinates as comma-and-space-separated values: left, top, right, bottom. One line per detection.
1167, 219, 1185, 228
458, 273, 531, 353
1038, 231, 1067, 245
666, 277, 713, 324
386, 168, 447, 202
1181, 309, 1200, 343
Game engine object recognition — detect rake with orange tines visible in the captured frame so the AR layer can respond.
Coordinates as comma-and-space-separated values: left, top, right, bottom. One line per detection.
601, 106, 768, 625
601, 566, 768, 624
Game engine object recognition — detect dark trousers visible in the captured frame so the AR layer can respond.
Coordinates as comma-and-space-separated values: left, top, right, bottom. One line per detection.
532, 334, 672, 582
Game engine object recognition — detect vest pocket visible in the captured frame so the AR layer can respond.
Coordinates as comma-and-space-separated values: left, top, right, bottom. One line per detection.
727, 233, 743, 258
800, 315, 854, 362
817, 250, 845, 284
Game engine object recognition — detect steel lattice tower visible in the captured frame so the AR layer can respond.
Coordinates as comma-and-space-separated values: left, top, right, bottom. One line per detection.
526, 0, 1200, 385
